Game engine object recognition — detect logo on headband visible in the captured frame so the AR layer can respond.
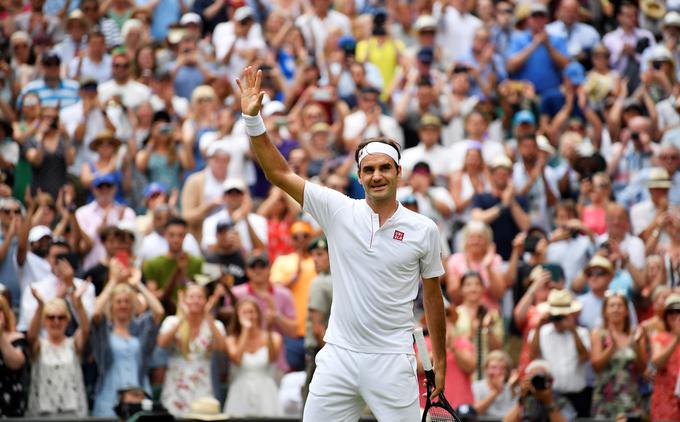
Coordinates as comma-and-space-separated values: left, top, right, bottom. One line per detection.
393, 230, 404, 241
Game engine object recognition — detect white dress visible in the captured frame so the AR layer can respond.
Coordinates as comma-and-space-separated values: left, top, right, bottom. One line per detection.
224, 346, 282, 417
160, 316, 226, 416
27, 337, 88, 417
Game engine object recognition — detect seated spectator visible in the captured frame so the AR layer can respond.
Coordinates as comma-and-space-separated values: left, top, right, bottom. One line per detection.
0, 295, 27, 417
224, 297, 283, 417
529, 289, 590, 417
201, 178, 267, 254
90, 264, 164, 417
446, 221, 505, 307
650, 293, 680, 422
472, 350, 518, 418
471, 155, 530, 261
26, 290, 89, 417
590, 292, 645, 418
450, 271, 504, 381
18, 238, 96, 332
142, 217, 203, 313
578, 172, 612, 236
158, 283, 227, 416
503, 359, 575, 422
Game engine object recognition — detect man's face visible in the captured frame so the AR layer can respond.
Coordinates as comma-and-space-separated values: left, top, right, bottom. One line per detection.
518, 139, 539, 164
586, 266, 612, 293
31, 236, 51, 257
358, 153, 401, 203
0, 203, 20, 226
606, 208, 628, 237
358, 92, 379, 112
224, 189, 244, 211
43, 60, 61, 80
311, 248, 330, 273
165, 224, 186, 254
112, 55, 131, 83
418, 126, 440, 147
560, 0, 579, 26
89, 34, 106, 56
291, 229, 312, 251
528, 12, 548, 32
245, 260, 270, 284
650, 187, 669, 207
208, 152, 230, 178
216, 227, 238, 251
619, 5, 637, 29
68, 20, 87, 40
491, 167, 511, 190
496, 2, 513, 26
659, 147, 680, 174
93, 182, 116, 205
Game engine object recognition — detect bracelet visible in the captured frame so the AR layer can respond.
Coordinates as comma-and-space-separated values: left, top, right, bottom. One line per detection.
242, 113, 266, 137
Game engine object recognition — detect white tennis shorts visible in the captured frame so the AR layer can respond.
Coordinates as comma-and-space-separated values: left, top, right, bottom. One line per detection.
303, 343, 420, 421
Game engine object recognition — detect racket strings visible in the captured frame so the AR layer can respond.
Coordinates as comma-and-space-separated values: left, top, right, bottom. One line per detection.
425, 405, 457, 422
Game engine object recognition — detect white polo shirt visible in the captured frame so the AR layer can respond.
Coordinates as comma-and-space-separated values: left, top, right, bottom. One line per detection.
303, 181, 444, 355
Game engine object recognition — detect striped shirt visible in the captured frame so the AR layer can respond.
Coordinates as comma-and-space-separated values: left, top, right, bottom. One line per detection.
18, 78, 81, 109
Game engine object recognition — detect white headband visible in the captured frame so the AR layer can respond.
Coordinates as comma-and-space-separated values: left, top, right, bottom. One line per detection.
357, 142, 400, 166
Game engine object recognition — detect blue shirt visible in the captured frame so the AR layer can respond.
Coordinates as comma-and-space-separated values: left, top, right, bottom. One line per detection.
146, 0, 181, 41
18, 78, 81, 109
507, 30, 568, 95
577, 290, 638, 331
546, 21, 600, 57
540, 88, 585, 120
458, 49, 507, 99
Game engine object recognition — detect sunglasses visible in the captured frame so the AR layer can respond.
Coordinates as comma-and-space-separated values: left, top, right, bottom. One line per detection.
248, 261, 267, 269
292, 233, 311, 241
113, 62, 130, 68
588, 269, 608, 277
96, 182, 114, 189
667, 309, 680, 315
497, 8, 513, 14
45, 314, 67, 321
0, 208, 21, 214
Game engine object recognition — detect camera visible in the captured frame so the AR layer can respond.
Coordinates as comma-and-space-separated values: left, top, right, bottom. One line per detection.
372, 9, 388, 36
630, 131, 640, 141
530, 373, 549, 391
653, 60, 664, 70
548, 314, 565, 323
569, 228, 581, 238
635, 37, 650, 54
524, 235, 540, 254
158, 123, 174, 135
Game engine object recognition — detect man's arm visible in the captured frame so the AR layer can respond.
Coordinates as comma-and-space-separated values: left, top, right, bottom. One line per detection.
423, 276, 446, 398
237, 67, 305, 205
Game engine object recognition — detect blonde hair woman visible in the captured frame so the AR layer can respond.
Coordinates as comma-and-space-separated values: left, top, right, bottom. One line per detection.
26, 287, 89, 417
90, 262, 164, 417
181, 85, 219, 172
0, 295, 27, 417
157, 283, 226, 416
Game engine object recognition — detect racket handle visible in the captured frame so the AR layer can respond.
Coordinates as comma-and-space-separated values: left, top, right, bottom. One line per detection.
414, 327, 433, 371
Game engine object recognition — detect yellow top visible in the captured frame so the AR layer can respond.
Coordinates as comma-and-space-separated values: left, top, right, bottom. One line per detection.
270, 252, 317, 337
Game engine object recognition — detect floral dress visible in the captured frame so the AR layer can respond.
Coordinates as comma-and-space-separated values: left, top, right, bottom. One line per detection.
651, 331, 680, 422
160, 316, 226, 416
0, 336, 27, 417
591, 330, 642, 418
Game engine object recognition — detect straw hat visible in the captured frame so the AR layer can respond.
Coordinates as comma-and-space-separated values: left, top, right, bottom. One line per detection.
537, 289, 583, 316
89, 129, 122, 151
183, 397, 229, 421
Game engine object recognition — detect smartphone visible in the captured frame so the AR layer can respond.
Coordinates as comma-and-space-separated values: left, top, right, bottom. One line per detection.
115, 250, 130, 268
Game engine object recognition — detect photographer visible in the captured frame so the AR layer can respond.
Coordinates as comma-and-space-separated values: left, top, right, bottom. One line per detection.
528, 289, 591, 417
503, 359, 574, 422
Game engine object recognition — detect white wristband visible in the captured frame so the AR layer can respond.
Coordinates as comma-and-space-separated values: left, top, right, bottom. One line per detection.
242, 113, 266, 137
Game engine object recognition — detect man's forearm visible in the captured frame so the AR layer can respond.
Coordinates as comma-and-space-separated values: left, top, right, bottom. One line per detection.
423, 278, 446, 368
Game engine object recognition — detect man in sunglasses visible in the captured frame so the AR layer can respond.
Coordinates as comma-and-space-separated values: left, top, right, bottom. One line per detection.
18, 53, 80, 109
232, 250, 298, 372
98, 49, 151, 109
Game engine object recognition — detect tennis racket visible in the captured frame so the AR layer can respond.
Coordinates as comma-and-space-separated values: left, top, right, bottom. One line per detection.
414, 328, 462, 422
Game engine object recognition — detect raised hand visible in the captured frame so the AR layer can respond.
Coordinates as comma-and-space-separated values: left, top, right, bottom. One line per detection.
30, 286, 45, 307
236, 66, 265, 117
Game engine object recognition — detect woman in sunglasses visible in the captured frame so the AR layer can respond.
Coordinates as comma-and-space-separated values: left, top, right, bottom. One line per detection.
650, 293, 680, 421
590, 291, 645, 419
25, 286, 89, 417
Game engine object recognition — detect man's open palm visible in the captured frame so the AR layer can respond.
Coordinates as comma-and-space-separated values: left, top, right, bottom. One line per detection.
237, 66, 265, 116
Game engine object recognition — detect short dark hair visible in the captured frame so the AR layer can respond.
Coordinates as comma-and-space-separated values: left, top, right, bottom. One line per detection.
99, 226, 121, 242
354, 137, 401, 171
164, 216, 187, 230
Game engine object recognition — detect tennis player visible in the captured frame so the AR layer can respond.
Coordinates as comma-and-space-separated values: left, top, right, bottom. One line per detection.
237, 67, 447, 421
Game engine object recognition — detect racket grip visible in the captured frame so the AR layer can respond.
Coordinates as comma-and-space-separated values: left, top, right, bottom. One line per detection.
414, 327, 433, 371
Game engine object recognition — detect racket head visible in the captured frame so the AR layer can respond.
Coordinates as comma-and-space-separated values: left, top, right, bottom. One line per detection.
422, 401, 459, 422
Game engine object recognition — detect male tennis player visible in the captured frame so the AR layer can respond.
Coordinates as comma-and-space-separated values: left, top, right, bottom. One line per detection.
237, 67, 447, 421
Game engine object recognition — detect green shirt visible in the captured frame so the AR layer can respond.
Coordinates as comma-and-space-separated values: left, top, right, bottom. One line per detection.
142, 255, 203, 301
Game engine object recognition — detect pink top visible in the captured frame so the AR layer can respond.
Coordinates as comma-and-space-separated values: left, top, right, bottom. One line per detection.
581, 205, 607, 235
446, 252, 503, 310
418, 335, 474, 408
75, 201, 136, 270
651, 332, 680, 421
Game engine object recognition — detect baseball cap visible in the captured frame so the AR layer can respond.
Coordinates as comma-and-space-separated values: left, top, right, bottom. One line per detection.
41, 52, 61, 65
262, 100, 286, 117
222, 178, 246, 193
650, 45, 674, 62
338, 35, 356, 52
413, 15, 437, 32
416, 47, 435, 65
233, 6, 254, 22
308, 236, 328, 252
246, 251, 269, 267
513, 110, 536, 126
663, 11, 680, 27
180, 12, 202, 26
564, 62, 586, 85
28, 225, 53, 243
92, 173, 117, 188
144, 182, 167, 199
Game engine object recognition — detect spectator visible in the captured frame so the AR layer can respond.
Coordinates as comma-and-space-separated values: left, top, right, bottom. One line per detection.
90, 265, 164, 417
343, 86, 404, 149
67, 29, 112, 83
0, 294, 27, 418
213, 7, 266, 78
578, 172, 612, 236
302, 236, 331, 402
450, 270, 504, 381
224, 297, 283, 417
270, 220, 317, 371
394, 78, 448, 151
435, 0, 482, 64
202, 178, 267, 254
458, 27, 507, 99
529, 289, 590, 417
471, 155, 530, 261
546, 0, 600, 59
602, 2, 655, 79
81, 130, 130, 203
79, 226, 122, 295
473, 350, 518, 418
490, 2, 514, 60
256, 187, 298, 261
157, 283, 227, 416
98, 49, 152, 109
650, 293, 680, 421
400, 114, 453, 182
506, 3, 570, 95
142, 217, 203, 312
26, 289, 89, 417
397, 161, 454, 233
446, 221, 505, 306
204, 221, 247, 286
17, 238, 96, 332
295, 0, 350, 61
631, 167, 673, 246
449, 142, 490, 237
590, 292, 645, 418
138, 204, 202, 262
53, 9, 89, 67
597, 203, 646, 277
356, 10, 404, 96
19, 53, 80, 110
503, 359, 574, 422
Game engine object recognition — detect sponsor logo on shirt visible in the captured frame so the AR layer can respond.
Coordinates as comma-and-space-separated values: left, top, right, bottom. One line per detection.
393, 230, 404, 241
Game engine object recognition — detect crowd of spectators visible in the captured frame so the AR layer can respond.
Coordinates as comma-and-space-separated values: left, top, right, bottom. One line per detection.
0, 0, 679, 420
